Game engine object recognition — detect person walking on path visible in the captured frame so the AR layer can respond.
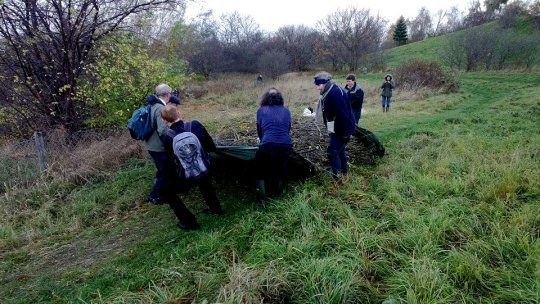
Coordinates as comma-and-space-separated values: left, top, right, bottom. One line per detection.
381, 74, 394, 112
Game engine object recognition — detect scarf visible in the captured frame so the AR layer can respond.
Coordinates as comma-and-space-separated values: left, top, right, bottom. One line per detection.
315, 80, 335, 124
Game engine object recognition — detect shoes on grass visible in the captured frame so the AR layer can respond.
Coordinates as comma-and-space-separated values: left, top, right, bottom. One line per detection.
202, 208, 224, 215
176, 222, 200, 231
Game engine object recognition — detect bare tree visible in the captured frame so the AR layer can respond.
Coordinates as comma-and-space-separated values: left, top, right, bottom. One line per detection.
432, 9, 447, 36
0, 0, 182, 132
218, 12, 262, 46
272, 25, 318, 71
464, 0, 491, 27
381, 23, 396, 49
499, 0, 528, 28
183, 10, 223, 78
484, 0, 509, 16
445, 6, 465, 33
440, 32, 467, 70
408, 7, 433, 42
463, 27, 497, 71
189, 37, 225, 79
318, 8, 385, 71
257, 50, 289, 80
218, 12, 264, 72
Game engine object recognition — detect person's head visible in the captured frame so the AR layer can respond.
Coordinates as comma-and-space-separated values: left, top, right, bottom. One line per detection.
314, 71, 332, 93
155, 83, 172, 103
259, 87, 284, 106
346, 74, 356, 87
384, 75, 392, 82
160, 104, 181, 125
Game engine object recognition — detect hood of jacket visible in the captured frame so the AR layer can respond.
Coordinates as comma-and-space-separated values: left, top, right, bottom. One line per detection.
145, 95, 165, 106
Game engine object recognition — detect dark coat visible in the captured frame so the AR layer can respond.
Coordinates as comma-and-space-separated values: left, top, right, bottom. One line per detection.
161, 120, 217, 154
344, 82, 364, 111
381, 75, 395, 97
321, 83, 356, 138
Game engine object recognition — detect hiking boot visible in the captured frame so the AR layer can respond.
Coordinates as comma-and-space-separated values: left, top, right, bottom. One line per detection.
255, 179, 267, 207
202, 208, 224, 215
176, 221, 200, 231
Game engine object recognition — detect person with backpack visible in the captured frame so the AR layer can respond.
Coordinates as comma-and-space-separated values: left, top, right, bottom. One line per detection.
255, 87, 293, 207
344, 73, 364, 125
381, 74, 394, 112
160, 104, 223, 231
142, 83, 180, 205
314, 71, 356, 180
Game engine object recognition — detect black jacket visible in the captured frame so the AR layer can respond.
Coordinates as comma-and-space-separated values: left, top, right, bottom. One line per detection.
344, 82, 364, 111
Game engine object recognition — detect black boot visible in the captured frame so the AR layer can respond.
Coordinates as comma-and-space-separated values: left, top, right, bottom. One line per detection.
255, 180, 267, 207
276, 180, 285, 196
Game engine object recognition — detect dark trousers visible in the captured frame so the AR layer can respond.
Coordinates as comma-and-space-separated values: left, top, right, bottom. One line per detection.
352, 109, 361, 125
149, 151, 198, 226
194, 174, 222, 212
255, 143, 292, 195
327, 133, 350, 176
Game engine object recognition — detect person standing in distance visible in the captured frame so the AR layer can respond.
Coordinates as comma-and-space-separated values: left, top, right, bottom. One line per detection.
314, 72, 356, 179
381, 74, 394, 112
344, 73, 364, 125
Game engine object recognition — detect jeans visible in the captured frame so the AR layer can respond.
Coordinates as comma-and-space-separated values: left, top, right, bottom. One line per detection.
327, 133, 350, 176
382, 96, 391, 109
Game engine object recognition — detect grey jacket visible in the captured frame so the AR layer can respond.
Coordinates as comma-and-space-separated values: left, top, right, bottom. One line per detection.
144, 98, 169, 152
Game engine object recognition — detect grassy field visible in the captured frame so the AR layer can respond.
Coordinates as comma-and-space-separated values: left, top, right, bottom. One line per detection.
1, 71, 539, 303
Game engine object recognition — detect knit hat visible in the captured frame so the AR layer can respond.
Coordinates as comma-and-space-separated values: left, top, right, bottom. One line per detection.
169, 95, 182, 104
314, 71, 332, 85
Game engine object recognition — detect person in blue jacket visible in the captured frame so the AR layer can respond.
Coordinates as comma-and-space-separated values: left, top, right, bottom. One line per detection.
314, 72, 356, 179
255, 87, 293, 206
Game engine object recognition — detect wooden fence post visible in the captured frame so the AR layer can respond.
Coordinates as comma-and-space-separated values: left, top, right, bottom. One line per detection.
33, 131, 48, 175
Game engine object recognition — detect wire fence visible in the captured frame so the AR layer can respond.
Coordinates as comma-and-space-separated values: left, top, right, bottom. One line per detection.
0, 126, 146, 193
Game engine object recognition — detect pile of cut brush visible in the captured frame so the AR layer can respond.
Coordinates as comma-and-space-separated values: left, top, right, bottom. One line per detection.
214, 116, 382, 171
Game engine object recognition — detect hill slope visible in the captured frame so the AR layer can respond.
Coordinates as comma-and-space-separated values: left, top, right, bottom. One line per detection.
382, 19, 539, 69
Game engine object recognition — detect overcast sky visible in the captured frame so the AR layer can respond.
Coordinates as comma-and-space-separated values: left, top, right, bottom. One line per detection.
185, 0, 472, 32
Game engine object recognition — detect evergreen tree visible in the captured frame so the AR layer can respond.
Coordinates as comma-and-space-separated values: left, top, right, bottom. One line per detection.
393, 16, 409, 46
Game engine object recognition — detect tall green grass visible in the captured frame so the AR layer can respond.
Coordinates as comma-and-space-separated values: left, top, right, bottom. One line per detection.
1, 72, 538, 303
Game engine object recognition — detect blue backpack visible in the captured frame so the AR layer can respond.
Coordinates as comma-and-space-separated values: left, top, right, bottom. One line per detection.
127, 104, 154, 140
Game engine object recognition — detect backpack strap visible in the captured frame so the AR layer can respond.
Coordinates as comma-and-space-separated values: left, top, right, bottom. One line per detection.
184, 120, 192, 132
166, 128, 177, 138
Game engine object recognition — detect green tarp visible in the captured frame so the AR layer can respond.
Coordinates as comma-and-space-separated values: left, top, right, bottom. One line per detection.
209, 127, 384, 181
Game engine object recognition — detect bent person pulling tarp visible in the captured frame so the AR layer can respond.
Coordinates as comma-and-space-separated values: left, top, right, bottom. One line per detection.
209, 146, 317, 181
210, 126, 384, 180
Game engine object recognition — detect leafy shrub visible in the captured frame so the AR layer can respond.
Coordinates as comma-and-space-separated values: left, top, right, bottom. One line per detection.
80, 34, 187, 127
395, 60, 459, 93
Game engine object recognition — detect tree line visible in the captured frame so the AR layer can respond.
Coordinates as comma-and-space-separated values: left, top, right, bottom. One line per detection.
0, 0, 538, 135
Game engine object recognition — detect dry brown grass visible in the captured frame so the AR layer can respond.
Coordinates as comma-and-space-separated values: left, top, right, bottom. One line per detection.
45, 128, 145, 183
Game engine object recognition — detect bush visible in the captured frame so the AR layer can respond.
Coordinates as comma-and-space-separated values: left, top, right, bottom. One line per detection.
80, 34, 187, 127
395, 60, 459, 93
